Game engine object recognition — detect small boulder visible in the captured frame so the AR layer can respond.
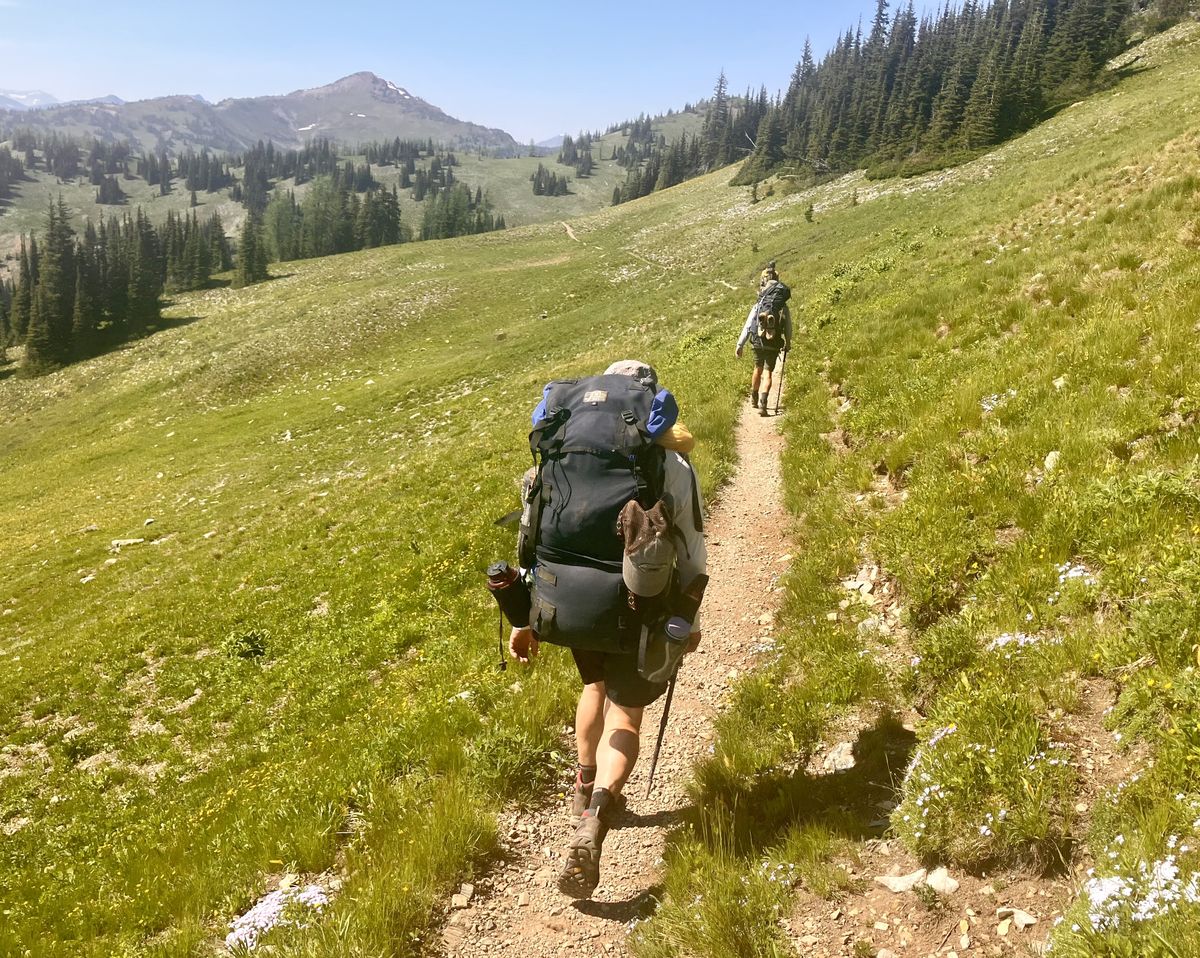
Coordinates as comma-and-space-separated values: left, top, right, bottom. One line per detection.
823, 742, 856, 772
874, 869, 927, 893
998, 906, 1038, 930
926, 866, 959, 895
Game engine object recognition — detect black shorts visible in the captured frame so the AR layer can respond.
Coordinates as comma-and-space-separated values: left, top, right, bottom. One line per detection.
752, 346, 781, 369
571, 648, 668, 708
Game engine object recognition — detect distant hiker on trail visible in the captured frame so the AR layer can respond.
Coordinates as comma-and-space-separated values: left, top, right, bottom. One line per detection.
736, 270, 792, 416
502, 359, 707, 900
759, 259, 779, 290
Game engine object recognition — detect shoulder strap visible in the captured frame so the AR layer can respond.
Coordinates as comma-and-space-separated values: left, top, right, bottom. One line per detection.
689, 464, 703, 531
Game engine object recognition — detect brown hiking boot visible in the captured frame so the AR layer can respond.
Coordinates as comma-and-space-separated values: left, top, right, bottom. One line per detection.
571, 768, 594, 818
571, 777, 626, 819
557, 811, 606, 899
759, 394, 769, 417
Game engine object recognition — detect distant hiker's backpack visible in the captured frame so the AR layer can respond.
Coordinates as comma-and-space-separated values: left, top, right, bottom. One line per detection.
518, 375, 672, 652
756, 311, 782, 347
754, 279, 790, 348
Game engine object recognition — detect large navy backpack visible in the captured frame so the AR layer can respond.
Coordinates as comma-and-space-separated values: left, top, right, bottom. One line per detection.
518, 375, 673, 651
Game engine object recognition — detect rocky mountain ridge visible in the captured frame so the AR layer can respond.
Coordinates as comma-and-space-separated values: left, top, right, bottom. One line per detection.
0, 73, 520, 155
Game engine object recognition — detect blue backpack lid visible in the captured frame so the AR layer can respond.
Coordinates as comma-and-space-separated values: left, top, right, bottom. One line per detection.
531, 381, 677, 438
646, 389, 677, 438
531, 382, 554, 426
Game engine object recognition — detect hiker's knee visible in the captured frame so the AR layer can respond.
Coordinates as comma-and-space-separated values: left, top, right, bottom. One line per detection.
606, 702, 644, 734
579, 681, 606, 710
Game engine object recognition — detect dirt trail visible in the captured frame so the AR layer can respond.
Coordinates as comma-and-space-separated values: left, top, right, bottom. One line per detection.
442, 399, 788, 958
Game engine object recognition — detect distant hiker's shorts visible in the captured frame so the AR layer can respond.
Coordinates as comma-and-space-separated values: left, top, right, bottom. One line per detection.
571, 648, 669, 708
752, 346, 781, 369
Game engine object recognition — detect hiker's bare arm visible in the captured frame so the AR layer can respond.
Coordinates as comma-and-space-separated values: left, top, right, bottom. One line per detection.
509, 626, 539, 663
686, 631, 701, 654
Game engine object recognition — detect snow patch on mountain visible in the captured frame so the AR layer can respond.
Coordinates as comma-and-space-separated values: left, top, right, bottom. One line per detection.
0, 89, 60, 110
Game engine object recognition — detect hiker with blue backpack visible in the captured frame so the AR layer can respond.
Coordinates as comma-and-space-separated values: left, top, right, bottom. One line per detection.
494, 360, 707, 900
736, 264, 792, 416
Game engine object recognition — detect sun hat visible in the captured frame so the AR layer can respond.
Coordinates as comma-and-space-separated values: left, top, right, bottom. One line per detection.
604, 359, 658, 389
617, 499, 675, 598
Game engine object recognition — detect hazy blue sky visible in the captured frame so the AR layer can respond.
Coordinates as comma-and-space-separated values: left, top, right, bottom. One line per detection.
0, 0, 882, 142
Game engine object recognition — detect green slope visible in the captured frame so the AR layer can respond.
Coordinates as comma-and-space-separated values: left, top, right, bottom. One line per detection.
3, 22, 1200, 958
0, 152, 748, 956
633, 23, 1200, 958
0, 110, 704, 267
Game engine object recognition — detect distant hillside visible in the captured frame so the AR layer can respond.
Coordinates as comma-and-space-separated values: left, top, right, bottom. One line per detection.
0, 89, 59, 111
0, 73, 520, 155
0, 104, 706, 271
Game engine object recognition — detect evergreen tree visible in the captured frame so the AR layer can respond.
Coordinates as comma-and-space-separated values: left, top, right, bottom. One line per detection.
0, 287, 9, 362
208, 212, 232, 272
126, 209, 162, 335
71, 257, 98, 360
23, 282, 55, 371
11, 237, 32, 342
29, 199, 76, 366
702, 71, 731, 169
234, 213, 270, 287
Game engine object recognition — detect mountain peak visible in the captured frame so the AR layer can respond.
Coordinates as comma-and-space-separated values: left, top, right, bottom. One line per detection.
300, 72, 417, 103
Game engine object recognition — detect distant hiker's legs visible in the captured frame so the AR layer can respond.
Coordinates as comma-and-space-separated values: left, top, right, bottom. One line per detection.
758, 352, 778, 415
594, 701, 645, 797
751, 361, 765, 406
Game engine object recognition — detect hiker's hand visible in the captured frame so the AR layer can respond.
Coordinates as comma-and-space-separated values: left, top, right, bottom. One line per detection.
735, 345, 743, 359
509, 626, 539, 663
686, 631, 702, 654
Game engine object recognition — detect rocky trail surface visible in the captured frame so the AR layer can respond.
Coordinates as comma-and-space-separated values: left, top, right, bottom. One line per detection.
441, 399, 788, 958
439, 373, 1113, 958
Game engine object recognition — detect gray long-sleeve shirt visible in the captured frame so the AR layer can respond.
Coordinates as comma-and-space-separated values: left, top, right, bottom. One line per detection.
663, 450, 707, 631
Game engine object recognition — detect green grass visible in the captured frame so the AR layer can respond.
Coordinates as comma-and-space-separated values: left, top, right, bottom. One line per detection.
5, 22, 1200, 957
0, 146, 753, 954
1, 111, 703, 268
630, 21, 1200, 958
0, 166, 246, 265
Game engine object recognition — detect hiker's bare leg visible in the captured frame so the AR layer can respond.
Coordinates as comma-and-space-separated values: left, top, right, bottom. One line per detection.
761, 367, 774, 398
751, 364, 763, 396
595, 702, 644, 797
575, 682, 606, 767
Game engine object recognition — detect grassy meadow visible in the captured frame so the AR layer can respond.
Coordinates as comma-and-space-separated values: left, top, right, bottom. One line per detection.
4, 21, 1200, 958
0, 149, 750, 955
630, 22, 1200, 958
0, 110, 705, 270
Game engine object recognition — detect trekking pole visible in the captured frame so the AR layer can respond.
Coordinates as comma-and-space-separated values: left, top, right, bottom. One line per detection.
775, 351, 787, 416
645, 675, 677, 799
